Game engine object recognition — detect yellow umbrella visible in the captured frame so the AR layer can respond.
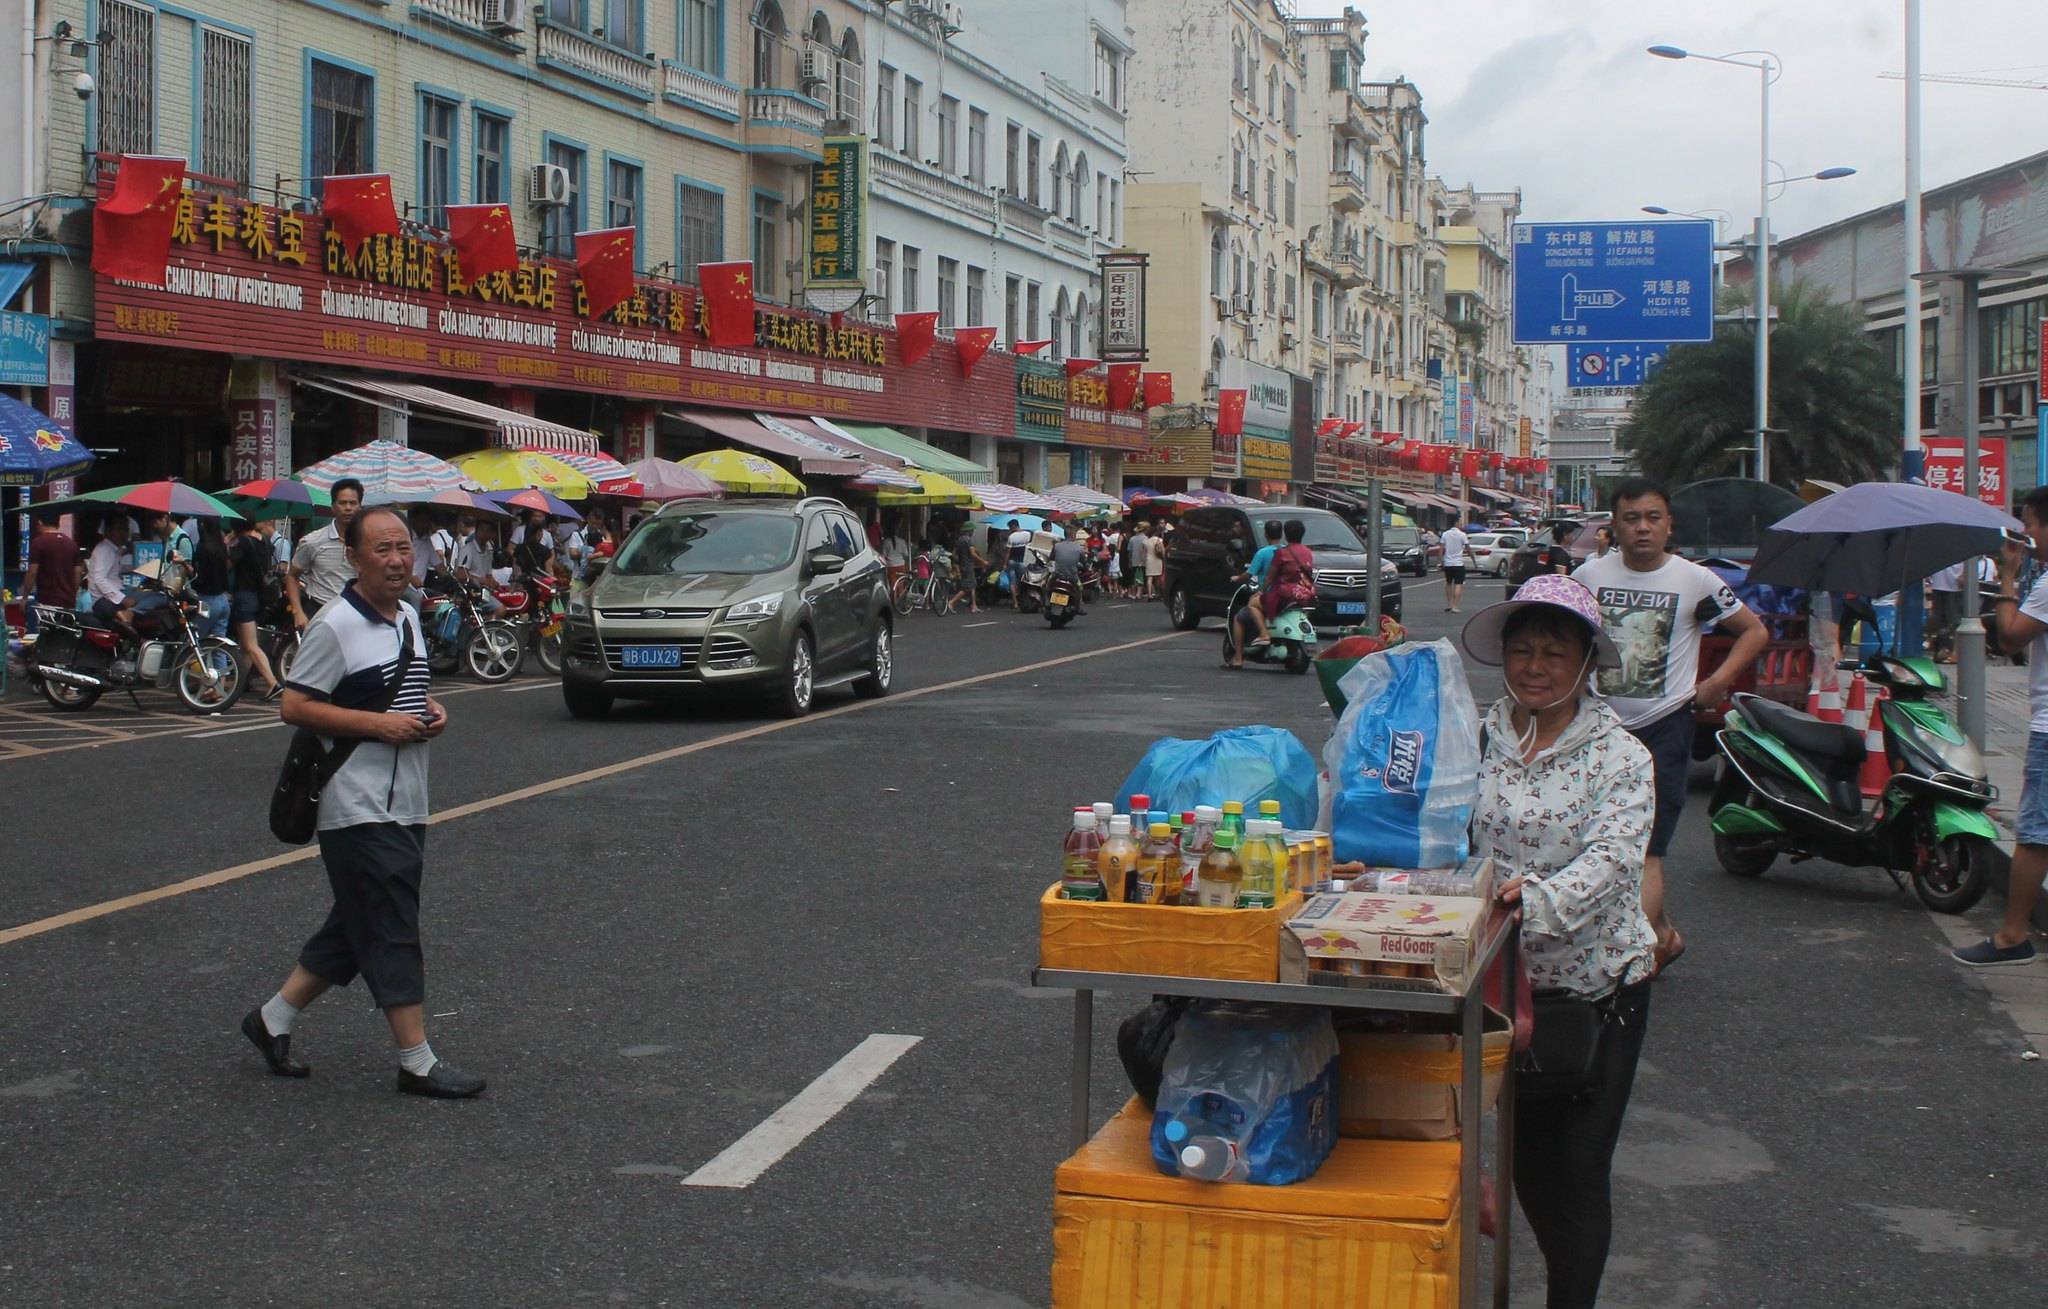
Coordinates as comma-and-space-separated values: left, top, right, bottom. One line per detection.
678, 448, 805, 496
876, 468, 977, 507
451, 448, 594, 497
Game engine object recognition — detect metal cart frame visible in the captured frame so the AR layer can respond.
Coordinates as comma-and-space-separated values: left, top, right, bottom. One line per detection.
1033, 913, 1519, 1309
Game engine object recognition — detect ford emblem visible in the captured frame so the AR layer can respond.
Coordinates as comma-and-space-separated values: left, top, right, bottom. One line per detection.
643, 608, 666, 619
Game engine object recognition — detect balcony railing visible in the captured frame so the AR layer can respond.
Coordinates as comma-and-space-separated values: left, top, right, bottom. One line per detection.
411, 0, 519, 36
662, 62, 741, 117
1000, 195, 1046, 240
871, 151, 997, 223
746, 89, 826, 133
1329, 169, 1366, 210
537, 20, 655, 96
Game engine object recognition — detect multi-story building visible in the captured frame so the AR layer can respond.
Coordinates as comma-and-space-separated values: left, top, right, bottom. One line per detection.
1122, 0, 1308, 496
1437, 185, 1519, 452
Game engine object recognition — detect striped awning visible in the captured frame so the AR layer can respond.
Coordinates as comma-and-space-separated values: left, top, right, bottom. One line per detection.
300, 374, 601, 453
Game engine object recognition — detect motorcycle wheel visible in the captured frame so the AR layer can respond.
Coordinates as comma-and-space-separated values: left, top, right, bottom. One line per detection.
1284, 643, 1311, 674
465, 622, 524, 683
1018, 588, 1041, 615
1221, 623, 1240, 664
1048, 607, 1074, 629
1912, 833, 1991, 914
1710, 771, 1777, 877
274, 636, 298, 686
175, 643, 247, 714
36, 672, 101, 712
534, 628, 565, 677
890, 574, 914, 617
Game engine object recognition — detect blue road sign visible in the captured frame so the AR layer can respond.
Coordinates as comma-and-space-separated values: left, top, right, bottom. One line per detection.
1512, 220, 1715, 345
1567, 342, 1675, 388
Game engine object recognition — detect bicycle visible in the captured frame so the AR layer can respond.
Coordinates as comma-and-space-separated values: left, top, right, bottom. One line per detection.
891, 551, 970, 616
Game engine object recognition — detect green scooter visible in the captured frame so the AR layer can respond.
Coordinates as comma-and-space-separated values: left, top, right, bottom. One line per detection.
1709, 655, 1998, 912
1222, 583, 1318, 674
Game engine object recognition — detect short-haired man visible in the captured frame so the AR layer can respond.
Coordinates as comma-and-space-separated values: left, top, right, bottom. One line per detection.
1956, 483, 2048, 966
26, 512, 79, 632
243, 506, 483, 1097
1005, 518, 1033, 610
287, 477, 364, 631
1230, 519, 1287, 662
1441, 521, 1471, 613
1575, 478, 1769, 972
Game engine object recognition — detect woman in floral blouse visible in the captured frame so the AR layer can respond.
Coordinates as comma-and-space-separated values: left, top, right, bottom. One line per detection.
1459, 573, 1656, 1309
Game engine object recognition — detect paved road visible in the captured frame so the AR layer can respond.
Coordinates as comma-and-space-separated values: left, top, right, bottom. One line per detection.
1, 575, 2040, 1307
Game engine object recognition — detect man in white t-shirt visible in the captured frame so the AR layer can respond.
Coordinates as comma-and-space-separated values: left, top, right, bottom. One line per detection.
1575, 478, 1768, 972
1960, 486, 2048, 967
1441, 522, 1471, 614
1126, 525, 1152, 599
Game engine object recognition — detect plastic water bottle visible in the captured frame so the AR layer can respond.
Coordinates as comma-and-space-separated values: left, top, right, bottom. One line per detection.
1179, 806, 1220, 904
1162, 1117, 1249, 1182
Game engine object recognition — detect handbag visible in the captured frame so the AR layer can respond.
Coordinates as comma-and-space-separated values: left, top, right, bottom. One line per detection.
268, 619, 416, 844
1518, 988, 1616, 1101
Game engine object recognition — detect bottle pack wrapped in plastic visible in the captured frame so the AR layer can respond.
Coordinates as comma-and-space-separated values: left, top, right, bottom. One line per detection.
1148, 1004, 1338, 1185
1317, 639, 1480, 869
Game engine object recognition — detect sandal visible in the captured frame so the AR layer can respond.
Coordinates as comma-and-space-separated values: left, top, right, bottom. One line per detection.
1653, 929, 1687, 976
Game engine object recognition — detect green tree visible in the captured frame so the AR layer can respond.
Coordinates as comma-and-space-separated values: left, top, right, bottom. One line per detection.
1618, 283, 1903, 488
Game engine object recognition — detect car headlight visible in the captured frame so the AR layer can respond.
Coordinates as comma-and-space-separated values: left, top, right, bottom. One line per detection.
725, 593, 783, 622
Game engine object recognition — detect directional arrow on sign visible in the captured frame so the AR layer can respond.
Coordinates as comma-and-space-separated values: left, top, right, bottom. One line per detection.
1560, 274, 1628, 321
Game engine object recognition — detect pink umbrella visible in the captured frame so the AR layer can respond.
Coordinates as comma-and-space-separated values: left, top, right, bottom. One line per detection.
596, 456, 724, 502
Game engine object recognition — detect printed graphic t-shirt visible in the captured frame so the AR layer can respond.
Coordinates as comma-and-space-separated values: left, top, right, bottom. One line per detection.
1574, 552, 1745, 728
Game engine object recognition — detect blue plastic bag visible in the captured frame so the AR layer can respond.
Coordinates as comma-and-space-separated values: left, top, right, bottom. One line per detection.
1116, 726, 1318, 829
1321, 640, 1480, 868
1150, 1004, 1337, 1185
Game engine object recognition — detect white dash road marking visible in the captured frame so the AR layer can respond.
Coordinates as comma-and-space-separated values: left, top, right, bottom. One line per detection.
190, 720, 290, 739
681, 1033, 921, 1188
962, 621, 999, 629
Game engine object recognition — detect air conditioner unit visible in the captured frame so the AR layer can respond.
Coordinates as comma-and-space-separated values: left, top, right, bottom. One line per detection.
529, 163, 571, 208
1280, 304, 1296, 322
1281, 331, 1297, 349
799, 48, 831, 91
1231, 294, 1254, 317
481, 0, 521, 33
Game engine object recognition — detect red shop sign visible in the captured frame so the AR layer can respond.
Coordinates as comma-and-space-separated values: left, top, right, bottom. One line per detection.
1921, 436, 2008, 510
92, 180, 1017, 438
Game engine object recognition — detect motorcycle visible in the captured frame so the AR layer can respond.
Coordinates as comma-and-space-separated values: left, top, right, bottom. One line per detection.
1221, 582, 1318, 674
28, 565, 247, 714
1044, 572, 1082, 628
420, 581, 525, 683
491, 573, 566, 676
1016, 546, 1051, 614
1709, 655, 1998, 913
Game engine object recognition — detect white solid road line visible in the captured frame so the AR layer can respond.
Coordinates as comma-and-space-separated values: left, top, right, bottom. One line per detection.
189, 721, 289, 739
681, 1033, 923, 1188
962, 621, 999, 628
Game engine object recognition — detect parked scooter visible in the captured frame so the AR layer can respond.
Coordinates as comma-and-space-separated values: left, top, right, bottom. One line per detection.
1016, 545, 1052, 615
420, 581, 525, 683
1709, 655, 1998, 912
28, 564, 246, 713
1221, 582, 1318, 674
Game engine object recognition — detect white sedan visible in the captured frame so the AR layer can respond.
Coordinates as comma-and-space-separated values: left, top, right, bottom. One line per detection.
1465, 531, 1528, 576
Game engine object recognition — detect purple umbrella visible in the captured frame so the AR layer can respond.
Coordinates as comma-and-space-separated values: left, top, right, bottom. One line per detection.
1745, 480, 2020, 594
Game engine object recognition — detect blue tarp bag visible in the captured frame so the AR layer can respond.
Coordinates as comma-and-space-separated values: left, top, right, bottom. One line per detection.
1321, 639, 1480, 868
1150, 1004, 1338, 1185
1116, 726, 1318, 829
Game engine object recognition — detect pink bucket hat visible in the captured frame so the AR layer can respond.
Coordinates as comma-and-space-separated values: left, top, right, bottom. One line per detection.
1456, 573, 1621, 669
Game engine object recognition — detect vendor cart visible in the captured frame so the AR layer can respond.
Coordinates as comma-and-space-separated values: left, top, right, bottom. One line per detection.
1033, 911, 1520, 1309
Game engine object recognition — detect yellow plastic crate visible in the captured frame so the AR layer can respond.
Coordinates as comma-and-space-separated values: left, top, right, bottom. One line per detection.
1039, 883, 1305, 983
1052, 1103, 1460, 1309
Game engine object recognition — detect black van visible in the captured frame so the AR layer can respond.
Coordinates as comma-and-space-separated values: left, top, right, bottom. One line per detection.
1161, 506, 1403, 631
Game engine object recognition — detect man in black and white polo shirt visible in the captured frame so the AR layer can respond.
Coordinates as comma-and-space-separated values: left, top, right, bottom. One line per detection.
240, 507, 485, 1098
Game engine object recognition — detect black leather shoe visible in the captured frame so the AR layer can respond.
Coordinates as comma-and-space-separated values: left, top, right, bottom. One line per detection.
241, 1008, 310, 1078
397, 1061, 486, 1099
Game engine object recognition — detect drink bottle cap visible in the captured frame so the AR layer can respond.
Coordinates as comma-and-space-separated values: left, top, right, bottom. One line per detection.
1195, 805, 1221, 821
1222, 800, 1244, 814
1091, 802, 1114, 820
1163, 1119, 1189, 1144
1131, 793, 1152, 810
1259, 800, 1282, 815
1179, 1145, 1209, 1170
1181, 811, 1197, 824
1108, 815, 1131, 835
1072, 812, 1097, 831
1146, 811, 1167, 829
1213, 830, 1238, 850
1150, 822, 1172, 838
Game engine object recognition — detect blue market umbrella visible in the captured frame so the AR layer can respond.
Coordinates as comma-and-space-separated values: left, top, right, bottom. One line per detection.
1744, 480, 2021, 595
0, 394, 95, 486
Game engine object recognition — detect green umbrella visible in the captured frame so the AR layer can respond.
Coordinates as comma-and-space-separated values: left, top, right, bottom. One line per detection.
215, 477, 332, 520
42, 480, 245, 520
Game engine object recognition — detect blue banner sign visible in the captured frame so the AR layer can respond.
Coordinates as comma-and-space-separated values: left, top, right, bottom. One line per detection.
0, 311, 50, 385
1512, 221, 1714, 345
1567, 342, 1675, 388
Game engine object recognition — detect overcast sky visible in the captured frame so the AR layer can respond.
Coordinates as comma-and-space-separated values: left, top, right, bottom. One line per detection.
1310, 0, 2048, 240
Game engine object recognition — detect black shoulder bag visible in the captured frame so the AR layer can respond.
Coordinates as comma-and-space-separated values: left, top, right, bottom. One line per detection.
268, 620, 416, 844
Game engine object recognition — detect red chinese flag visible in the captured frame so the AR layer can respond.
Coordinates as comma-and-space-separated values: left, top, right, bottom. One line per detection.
1488, 451, 1505, 470
1216, 388, 1248, 438
955, 326, 998, 376
321, 173, 401, 251
698, 260, 758, 347
1315, 417, 1344, 438
91, 154, 186, 282
1013, 338, 1053, 356
895, 311, 940, 366
1143, 372, 1174, 408
1065, 356, 1100, 379
447, 203, 520, 280
1533, 459, 1549, 475
1460, 451, 1483, 479
576, 226, 637, 320
1107, 363, 1141, 411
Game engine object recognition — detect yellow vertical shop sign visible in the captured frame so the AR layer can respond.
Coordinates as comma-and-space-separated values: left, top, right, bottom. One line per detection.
808, 136, 868, 287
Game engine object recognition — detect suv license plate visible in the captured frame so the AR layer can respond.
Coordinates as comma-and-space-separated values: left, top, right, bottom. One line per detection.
1335, 602, 1367, 616
621, 645, 684, 668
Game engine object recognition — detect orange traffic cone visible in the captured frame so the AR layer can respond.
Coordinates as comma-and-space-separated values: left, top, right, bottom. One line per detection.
1860, 689, 1893, 800
1806, 675, 1823, 719
1818, 674, 1844, 725
1842, 672, 1869, 735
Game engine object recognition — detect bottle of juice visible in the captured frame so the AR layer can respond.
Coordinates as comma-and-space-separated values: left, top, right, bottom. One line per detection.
1197, 829, 1244, 908
1138, 822, 1178, 904
1315, 835, 1335, 884
1180, 806, 1220, 903
1098, 815, 1141, 903
1258, 799, 1283, 829
1169, 810, 1187, 847
1062, 812, 1105, 900
1236, 821, 1277, 908
1266, 824, 1295, 896
1220, 800, 1246, 840
1145, 809, 1169, 835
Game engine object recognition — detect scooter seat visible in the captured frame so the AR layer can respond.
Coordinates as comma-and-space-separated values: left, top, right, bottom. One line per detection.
1738, 695, 1866, 813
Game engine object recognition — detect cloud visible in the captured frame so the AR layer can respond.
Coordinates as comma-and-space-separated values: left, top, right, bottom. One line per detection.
1439, 28, 1598, 131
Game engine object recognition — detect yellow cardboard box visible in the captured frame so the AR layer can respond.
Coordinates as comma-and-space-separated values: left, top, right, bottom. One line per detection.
1337, 1009, 1512, 1141
1038, 883, 1304, 982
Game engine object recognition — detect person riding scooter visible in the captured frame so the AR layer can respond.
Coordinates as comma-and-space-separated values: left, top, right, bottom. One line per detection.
1231, 519, 1286, 658
1050, 526, 1089, 616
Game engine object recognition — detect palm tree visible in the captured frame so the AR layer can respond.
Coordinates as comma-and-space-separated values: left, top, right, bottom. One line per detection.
1619, 283, 1902, 488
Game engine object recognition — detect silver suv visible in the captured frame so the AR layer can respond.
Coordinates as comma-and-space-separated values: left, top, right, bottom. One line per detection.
561, 496, 893, 719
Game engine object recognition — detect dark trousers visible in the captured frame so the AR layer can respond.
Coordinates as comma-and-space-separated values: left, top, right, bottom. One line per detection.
1513, 979, 1653, 1309
299, 823, 428, 1008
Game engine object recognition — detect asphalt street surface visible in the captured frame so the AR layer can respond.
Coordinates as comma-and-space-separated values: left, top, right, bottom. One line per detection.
1, 573, 2041, 1307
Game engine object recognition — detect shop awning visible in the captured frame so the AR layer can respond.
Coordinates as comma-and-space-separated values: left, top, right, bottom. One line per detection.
1470, 486, 1513, 504
664, 408, 878, 477
0, 259, 34, 310
815, 418, 992, 482
299, 374, 601, 454
1305, 484, 1367, 513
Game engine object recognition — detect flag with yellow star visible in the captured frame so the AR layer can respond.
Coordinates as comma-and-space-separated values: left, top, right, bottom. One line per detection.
321, 172, 402, 252
697, 260, 759, 348
91, 154, 187, 282
447, 203, 521, 280
576, 226, 638, 320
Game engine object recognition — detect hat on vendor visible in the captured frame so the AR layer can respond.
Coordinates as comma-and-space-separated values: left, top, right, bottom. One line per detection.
1456, 573, 1621, 670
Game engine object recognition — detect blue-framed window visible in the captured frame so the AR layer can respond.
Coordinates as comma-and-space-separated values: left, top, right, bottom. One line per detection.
95, 0, 158, 156
196, 26, 252, 187
545, 0, 643, 51
678, 0, 722, 75
603, 154, 644, 266
677, 178, 724, 279
418, 93, 459, 228
473, 108, 511, 204
542, 136, 587, 258
750, 187, 781, 300
307, 54, 376, 185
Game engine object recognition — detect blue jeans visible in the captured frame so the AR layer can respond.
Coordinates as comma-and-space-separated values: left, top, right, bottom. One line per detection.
2017, 731, 2048, 847
196, 591, 231, 639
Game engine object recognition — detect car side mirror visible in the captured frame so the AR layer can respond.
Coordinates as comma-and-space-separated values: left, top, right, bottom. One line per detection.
806, 548, 847, 576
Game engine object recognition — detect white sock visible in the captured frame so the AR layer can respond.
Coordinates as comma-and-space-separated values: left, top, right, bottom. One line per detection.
260, 993, 301, 1037
397, 1040, 437, 1076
